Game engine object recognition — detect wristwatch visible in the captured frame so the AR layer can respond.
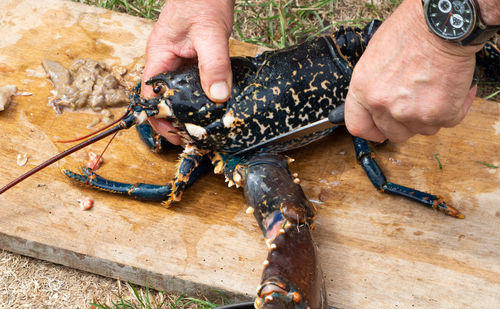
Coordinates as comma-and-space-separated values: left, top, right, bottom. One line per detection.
422, 0, 500, 45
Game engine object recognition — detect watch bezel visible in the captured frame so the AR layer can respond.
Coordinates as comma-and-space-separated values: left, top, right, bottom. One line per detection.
423, 0, 479, 42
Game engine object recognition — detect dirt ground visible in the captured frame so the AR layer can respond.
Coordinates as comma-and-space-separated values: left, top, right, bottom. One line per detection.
1, 1, 498, 308
0, 250, 121, 307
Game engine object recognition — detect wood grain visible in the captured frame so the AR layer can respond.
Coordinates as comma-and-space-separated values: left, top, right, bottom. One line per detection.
1, 1, 499, 307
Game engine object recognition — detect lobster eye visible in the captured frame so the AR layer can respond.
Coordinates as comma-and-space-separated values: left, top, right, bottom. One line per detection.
153, 83, 166, 95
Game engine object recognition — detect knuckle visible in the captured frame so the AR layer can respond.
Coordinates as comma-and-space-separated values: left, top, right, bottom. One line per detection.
442, 113, 465, 128
419, 106, 443, 125
421, 103, 460, 126
390, 104, 411, 123
363, 92, 389, 111
347, 125, 365, 138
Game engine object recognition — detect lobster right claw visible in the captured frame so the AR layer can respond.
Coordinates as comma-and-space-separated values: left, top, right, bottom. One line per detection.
242, 153, 327, 309
255, 223, 325, 309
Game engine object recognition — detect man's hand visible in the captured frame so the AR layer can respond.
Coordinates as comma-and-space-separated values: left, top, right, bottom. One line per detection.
142, 0, 234, 145
344, 0, 483, 143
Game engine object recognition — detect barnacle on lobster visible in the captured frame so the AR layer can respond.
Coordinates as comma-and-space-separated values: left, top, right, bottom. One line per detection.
2, 20, 499, 308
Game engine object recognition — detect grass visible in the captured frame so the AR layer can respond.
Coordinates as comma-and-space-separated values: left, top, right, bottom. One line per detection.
433, 153, 443, 170
73, 0, 400, 48
476, 161, 499, 169
483, 88, 500, 100
235, 0, 400, 48
234, 0, 340, 48
90, 282, 225, 309
72, 0, 164, 19
232, 0, 392, 48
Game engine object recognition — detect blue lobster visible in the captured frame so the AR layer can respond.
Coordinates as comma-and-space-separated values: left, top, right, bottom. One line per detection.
1, 21, 498, 308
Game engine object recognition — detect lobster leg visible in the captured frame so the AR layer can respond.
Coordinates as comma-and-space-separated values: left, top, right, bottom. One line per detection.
62, 148, 211, 207
242, 153, 327, 309
352, 136, 464, 218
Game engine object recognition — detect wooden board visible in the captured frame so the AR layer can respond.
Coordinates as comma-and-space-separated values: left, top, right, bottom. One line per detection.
0, 0, 499, 307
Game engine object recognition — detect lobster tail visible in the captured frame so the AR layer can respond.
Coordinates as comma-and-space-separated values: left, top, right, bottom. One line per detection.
331, 20, 382, 65
477, 36, 500, 81
362, 20, 383, 42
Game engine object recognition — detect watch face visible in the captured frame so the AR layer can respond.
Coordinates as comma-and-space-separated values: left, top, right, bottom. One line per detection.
425, 0, 476, 40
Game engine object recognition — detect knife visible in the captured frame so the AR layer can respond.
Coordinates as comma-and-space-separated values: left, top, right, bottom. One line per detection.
232, 104, 345, 156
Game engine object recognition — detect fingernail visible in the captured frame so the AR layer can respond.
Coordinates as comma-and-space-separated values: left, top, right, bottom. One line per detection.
209, 81, 229, 102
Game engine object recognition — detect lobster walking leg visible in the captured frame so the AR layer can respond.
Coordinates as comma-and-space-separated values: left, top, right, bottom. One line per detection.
62, 149, 211, 206
352, 136, 464, 218
243, 153, 327, 309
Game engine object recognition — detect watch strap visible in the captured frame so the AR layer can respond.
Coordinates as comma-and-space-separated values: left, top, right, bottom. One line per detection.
460, 23, 500, 46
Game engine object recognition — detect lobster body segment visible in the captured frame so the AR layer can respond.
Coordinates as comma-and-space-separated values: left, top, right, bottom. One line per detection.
146, 21, 379, 154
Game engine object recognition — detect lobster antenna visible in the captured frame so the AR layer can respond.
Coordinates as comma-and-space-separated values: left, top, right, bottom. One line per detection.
0, 111, 133, 194
56, 109, 131, 143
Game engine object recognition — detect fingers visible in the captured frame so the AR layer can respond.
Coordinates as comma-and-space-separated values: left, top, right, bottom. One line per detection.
148, 118, 182, 146
345, 91, 386, 142
140, 0, 234, 144
193, 26, 233, 102
191, 1, 234, 102
141, 7, 188, 98
141, 0, 234, 102
345, 91, 418, 143
344, 0, 477, 144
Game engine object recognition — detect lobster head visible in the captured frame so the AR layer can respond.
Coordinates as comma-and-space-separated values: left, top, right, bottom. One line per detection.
142, 69, 230, 149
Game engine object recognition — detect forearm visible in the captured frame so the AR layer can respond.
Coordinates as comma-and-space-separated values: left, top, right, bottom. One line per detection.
478, 0, 500, 25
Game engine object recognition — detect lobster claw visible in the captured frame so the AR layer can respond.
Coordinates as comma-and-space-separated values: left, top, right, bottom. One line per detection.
255, 279, 307, 309
243, 154, 327, 309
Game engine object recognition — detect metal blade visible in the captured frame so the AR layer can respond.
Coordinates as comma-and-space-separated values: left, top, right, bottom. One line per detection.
232, 105, 344, 156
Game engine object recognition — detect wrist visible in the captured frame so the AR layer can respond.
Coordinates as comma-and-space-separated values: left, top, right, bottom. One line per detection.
407, 0, 481, 57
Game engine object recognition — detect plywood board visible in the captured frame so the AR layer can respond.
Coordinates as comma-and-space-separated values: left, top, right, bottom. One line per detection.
1, 1, 499, 307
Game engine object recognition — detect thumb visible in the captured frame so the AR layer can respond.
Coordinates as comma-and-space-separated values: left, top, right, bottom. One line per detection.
193, 28, 233, 103
462, 84, 476, 115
